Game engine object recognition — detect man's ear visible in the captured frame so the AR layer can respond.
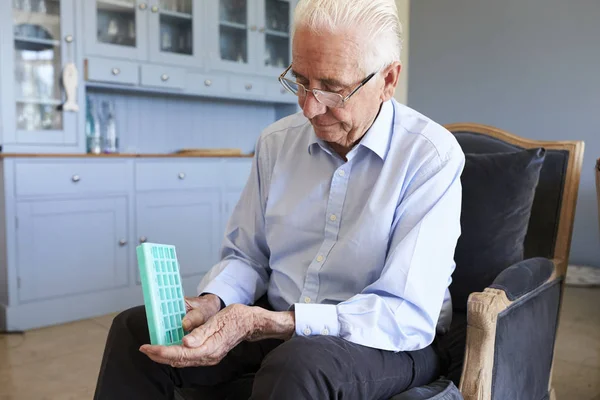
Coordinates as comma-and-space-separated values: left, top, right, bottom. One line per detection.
379, 62, 402, 102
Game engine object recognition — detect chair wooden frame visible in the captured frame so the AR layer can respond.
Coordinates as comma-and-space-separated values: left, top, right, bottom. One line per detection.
444, 123, 585, 400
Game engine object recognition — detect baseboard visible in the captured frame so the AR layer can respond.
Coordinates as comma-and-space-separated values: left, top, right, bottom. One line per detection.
565, 265, 600, 287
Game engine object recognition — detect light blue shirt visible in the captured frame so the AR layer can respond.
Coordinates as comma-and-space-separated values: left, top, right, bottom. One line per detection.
198, 99, 465, 352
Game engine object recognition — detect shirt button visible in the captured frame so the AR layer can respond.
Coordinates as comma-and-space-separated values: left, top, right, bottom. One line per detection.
304, 297, 311, 304
321, 328, 329, 335
316, 255, 324, 262
338, 170, 346, 177
329, 214, 337, 222
303, 327, 311, 336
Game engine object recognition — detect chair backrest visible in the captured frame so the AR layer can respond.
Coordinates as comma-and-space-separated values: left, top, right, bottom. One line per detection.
445, 123, 584, 279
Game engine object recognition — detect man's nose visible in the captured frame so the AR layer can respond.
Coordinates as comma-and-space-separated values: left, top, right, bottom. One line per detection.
302, 91, 327, 119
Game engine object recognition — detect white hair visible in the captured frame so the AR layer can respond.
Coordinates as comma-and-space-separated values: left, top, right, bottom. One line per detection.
291, 0, 403, 75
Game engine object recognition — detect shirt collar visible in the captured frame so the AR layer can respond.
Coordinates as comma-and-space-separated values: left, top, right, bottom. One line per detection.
307, 99, 395, 161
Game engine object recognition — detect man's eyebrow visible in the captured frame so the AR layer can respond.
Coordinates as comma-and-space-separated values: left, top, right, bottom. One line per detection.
291, 70, 348, 87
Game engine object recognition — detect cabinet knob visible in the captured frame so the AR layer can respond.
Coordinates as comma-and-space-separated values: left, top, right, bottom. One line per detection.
119, 239, 128, 247
259, 27, 265, 33
139, 3, 147, 10
71, 175, 80, 183
204, 79, 212, 87
280, 88, 287, 94
139, 236, 148, 244
111, 67, 121, 76
250, 25, 257, 32
178, 172, 186, 180
161, 74, 169, 82
151, 5, 159, 12
245, 84, 253, 91
64, 34, 74, 43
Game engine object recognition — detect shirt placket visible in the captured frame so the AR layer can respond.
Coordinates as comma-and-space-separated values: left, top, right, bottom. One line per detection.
299, 161, 353, 305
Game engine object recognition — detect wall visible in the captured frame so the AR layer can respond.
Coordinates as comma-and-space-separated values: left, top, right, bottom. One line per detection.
408, 0, 600, 267
393, 0, 410, 104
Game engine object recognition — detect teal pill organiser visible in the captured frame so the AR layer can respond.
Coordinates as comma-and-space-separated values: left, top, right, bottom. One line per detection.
136, 243, 187, 346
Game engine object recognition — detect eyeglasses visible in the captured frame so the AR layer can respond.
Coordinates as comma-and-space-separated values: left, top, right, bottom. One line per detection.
278, 64, 376, 108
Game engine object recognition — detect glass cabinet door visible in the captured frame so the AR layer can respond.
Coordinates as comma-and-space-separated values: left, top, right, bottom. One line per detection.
84, 0, 148, 61
209, 0, 257, 73
147, 0, 201, 67
259, 0, 293, 76
7, 0, 77, 145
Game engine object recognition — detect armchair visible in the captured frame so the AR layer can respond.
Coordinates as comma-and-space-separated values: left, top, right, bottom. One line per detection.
176, 123, 584, 400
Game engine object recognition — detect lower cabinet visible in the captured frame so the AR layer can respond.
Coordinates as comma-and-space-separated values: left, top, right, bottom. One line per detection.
16, 196, 129, 303
1, 157, 253, 331
136, 190, 222, 281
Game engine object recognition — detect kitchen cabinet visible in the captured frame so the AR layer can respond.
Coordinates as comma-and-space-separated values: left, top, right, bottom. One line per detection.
0, 0, 79, 149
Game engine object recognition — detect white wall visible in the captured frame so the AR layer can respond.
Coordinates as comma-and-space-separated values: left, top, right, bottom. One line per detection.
393, 0, 410, 104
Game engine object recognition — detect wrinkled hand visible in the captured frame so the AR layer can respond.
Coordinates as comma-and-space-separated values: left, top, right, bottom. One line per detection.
139, 304, 255, 368
181, 294, 221, 332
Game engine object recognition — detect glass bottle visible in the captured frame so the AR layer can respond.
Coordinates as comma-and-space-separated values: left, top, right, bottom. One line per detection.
85, 96, 102, 154
102, 100, 118, 153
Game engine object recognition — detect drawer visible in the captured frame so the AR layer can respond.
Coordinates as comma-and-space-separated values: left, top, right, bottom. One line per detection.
135, 161, 223, 191
85, 57, 139, 85
229, 77, 266, 96
141, 65, 186, 90
15, 161, 130, 197
187, 73, 228, 95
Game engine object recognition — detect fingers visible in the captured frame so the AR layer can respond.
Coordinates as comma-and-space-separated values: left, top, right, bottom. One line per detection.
139, 343, 223, 368
182, 308, 209, 332
182, 319, 216, 349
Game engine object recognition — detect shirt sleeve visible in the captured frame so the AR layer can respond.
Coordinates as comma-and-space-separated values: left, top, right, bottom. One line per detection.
294, 143, 465, 352
196, 135, 272, 307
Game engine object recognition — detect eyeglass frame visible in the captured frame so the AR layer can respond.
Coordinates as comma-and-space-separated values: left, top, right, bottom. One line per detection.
278, 64, 377, 108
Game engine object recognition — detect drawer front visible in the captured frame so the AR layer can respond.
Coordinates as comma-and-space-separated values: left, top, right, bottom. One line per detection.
141, 65, 186, 89
135, 161, 224, 191
15, 161, 130, 197
187, 73, 228, 95
229, 77, 266, 96
85, 57, 139, 85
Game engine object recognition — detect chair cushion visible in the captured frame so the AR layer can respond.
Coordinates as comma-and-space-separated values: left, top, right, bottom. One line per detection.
451, 148, 546, 311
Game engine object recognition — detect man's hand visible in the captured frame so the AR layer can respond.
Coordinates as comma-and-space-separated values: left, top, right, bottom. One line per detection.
182, 294, 222, 332
140, 304, 254, 367
139, 304, 295, 368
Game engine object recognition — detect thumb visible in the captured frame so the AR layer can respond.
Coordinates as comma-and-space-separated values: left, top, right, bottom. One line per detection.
182, 308, 209, 332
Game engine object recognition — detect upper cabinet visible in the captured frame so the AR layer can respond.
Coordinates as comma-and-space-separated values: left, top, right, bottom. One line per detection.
1, 0, 78, 147
207, 0, 293, 76
84, 0, 204, 68
83, 0, 148, 61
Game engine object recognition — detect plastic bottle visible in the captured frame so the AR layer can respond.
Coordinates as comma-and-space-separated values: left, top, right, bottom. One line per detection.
102, 100, 118, 153
85, 96, 101, 154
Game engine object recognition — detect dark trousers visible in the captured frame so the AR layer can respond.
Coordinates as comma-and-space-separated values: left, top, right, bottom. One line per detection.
94, 302, 443, 400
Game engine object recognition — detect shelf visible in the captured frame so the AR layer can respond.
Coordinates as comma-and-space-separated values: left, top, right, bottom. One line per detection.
97, 0, 136, 13
0, 152, 255, 159
219, 21, 247, 30
14, 36, 60, 47
265, 29, 289, 38
13, 9, 60, 27
16, 98, 63, 106
160, 9, 193, 20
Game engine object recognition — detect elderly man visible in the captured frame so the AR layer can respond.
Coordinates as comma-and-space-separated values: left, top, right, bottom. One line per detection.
94, 0, 464, 398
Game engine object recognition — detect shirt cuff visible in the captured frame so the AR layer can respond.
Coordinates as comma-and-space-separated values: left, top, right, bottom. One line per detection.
200, 280, 250, 307
294, 303, 340, 337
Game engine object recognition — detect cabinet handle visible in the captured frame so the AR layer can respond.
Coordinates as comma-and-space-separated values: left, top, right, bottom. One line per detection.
250, 25, 257, 32
178, 172, 186, 180
204, 79, 212, 87
259, 27, 265, 33
139, 3, 147, 10
151, 5, 159, 12
111, 68, 121, 76
139, 236, 148, 243
245, 84, 253, 91
71, 175, 80, 183
64, 34, 74, 43
161, 74, 169, 82
119, 239, 128, 247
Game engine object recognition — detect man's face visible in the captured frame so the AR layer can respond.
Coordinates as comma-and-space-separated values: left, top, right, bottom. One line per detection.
291, 26, 387, 149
